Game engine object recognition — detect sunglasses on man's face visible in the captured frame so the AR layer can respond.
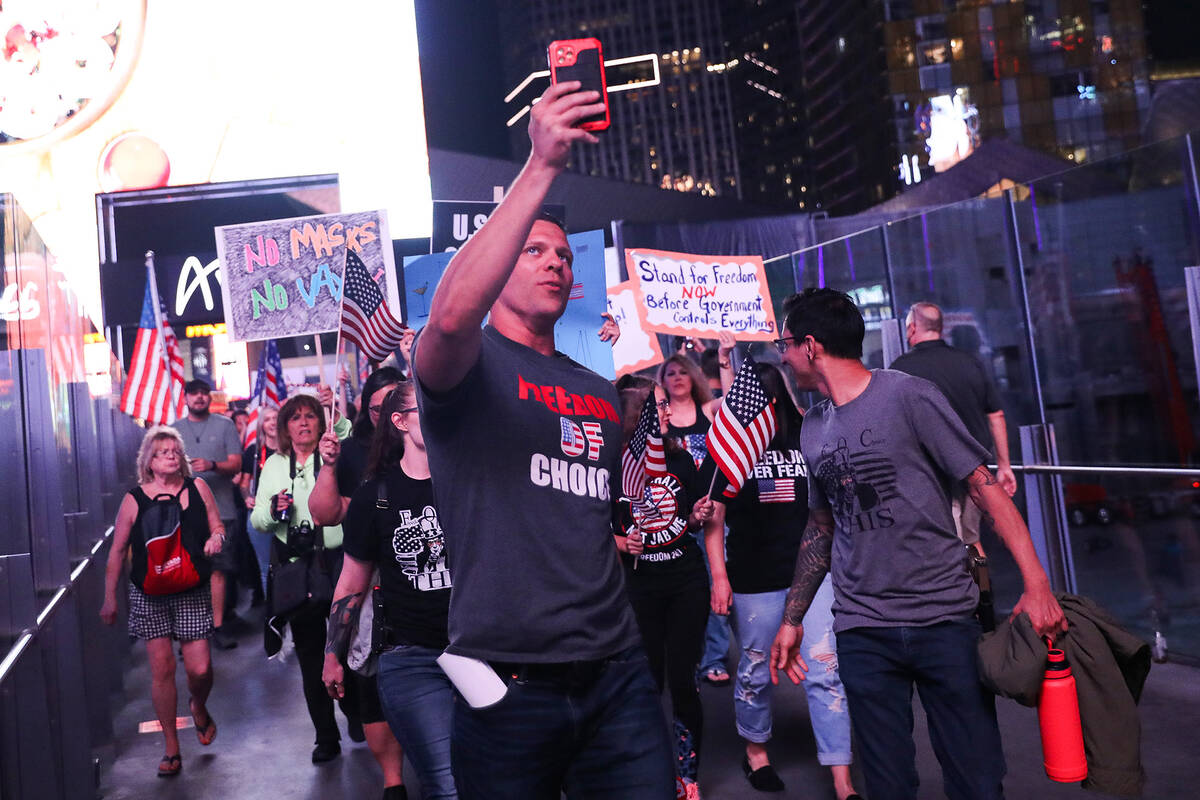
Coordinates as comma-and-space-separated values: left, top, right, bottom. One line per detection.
772, 336, 797, 354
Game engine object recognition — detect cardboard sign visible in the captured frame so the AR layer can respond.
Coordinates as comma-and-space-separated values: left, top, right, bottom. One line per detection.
607, 280, 664, 376
626, 248, 777, 340
215, 210, 396, 342
431, 201, 567, 253
403, 229, 615, 378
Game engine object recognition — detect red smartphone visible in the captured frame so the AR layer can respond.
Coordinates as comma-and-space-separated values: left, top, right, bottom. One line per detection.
548, 37, 610, 132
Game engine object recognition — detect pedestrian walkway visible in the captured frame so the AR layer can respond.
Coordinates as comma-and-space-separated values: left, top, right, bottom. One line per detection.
99, 608, 1198, 799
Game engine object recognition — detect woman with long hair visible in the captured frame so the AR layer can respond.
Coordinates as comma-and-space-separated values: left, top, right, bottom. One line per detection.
704, 363, 860, 798
250, 393, 357, 764
322, 381, 456, 799
617, 382, 714, 799
100, 426, 226, 777
657, 352, 732, 686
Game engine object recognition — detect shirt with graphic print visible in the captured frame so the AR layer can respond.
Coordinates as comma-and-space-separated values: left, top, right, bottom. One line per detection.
413, 325, 639, 662
616, 448, 711, 587
343, 467, 450, 650
801, 369, 988, 633
713, 424, 811, 595
666, 415, 710, 471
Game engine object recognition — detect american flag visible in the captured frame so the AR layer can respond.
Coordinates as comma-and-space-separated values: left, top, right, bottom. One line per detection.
706, 356, 777, 498
757, 477, 796, 504
118, 281, 186, 424
569, 283, 585, 300
340, 249, 407, 362
621, 392, 667, 500
244, 340, 287, 449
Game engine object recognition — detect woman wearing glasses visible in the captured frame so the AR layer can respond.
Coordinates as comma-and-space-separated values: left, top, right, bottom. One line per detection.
703, 362, 860, 798
617, 381, 715, 799
321, 382, 455, 800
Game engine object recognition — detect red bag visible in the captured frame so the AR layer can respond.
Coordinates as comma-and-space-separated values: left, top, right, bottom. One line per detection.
138, 490, 203, 595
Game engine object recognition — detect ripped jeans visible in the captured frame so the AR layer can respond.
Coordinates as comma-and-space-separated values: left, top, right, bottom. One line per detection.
730, 575, 852, 765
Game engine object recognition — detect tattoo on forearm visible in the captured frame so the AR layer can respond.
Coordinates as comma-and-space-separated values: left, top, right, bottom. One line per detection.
324, 592, 364, 659
968, 465, 997, 487
783, 515, 834, 626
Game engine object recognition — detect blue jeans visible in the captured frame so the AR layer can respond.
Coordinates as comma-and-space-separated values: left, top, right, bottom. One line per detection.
837, 619, 1006, 800
697, 530, 732, 673
450, 644, 675, 800
377, 645, 457, 799
731, 576, 852, 765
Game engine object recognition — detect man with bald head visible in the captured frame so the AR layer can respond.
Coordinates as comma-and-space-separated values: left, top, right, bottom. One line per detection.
890, 302, 1016, 554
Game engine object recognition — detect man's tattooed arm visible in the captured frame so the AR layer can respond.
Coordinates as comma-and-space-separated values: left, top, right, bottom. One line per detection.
324, 592, 365, 660
783, 508, 835, 626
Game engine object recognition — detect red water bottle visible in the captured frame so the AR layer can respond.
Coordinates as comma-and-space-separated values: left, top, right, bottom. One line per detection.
1037, 642, 1087, 782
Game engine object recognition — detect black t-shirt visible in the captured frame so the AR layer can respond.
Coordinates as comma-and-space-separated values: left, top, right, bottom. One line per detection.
889, 340, 1000, 454
666, 414, 710, 470
241, 443, 276, 477
716, 425, 811, 594
335, 435, 370, 497
414, 324, 638, 662
342, 468, 451, 650
616, 449, 710, 587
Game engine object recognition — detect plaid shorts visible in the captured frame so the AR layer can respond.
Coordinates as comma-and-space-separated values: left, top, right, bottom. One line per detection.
128, 582, 214, 641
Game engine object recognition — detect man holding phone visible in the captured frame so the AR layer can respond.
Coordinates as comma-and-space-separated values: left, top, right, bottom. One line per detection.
413, 80, 675, 799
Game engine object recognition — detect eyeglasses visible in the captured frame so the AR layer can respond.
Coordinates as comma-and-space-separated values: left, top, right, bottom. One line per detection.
398, 407, 418, 414
772, 336, 796, 353
655, 399, 670, 410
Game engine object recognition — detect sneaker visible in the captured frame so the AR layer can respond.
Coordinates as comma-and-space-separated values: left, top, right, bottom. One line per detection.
311, 741, 341, 763
211, 626, 238, 650
382, 786, 408, 800
742, 756, 785, 792
682, 780, 703, 800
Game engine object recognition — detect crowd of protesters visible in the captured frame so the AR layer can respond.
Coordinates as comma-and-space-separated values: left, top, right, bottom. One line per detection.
99, 79, 1076, 800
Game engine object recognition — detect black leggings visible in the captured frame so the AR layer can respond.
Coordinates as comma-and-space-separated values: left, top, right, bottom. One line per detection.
627, 567, 709, 778
290, 600, 360, 745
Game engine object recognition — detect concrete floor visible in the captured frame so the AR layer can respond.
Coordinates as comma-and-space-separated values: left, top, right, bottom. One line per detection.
99, 608, 1199, 799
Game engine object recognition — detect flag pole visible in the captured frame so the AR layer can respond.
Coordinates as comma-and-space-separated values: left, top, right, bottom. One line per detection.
145, 251, 170, 372
331, 247, 351, 423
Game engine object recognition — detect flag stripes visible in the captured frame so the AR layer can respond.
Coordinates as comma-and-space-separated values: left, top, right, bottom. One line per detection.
706, 356, 777, 498
119, 282, 185, 424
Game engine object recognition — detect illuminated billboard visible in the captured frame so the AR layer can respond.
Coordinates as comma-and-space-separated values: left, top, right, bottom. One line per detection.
0, 0, 432, 327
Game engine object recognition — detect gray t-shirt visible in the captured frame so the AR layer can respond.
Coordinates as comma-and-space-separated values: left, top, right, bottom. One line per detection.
802, 369, 987, 632
414, 325, 639, 662
172, 414, 242, 520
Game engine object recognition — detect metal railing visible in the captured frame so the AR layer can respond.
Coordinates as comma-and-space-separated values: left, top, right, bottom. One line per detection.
0, 527, 113, 689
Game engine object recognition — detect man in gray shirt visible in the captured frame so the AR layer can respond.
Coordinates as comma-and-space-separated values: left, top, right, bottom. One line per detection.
173, 379, 243, 649
413, 81, 674, 799
769, 289, 1066, 800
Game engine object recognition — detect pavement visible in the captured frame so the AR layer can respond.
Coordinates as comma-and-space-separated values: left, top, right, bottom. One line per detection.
98, 607, 1199, 799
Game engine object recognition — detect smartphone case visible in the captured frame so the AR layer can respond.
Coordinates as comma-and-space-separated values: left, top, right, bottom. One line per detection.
548, 37, 610, 131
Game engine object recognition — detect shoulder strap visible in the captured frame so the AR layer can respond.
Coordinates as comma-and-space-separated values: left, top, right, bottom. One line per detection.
376, 477, 389, 510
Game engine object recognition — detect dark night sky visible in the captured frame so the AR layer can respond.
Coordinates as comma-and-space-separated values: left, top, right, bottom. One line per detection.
413, 0, 510, 159
1144, 0, 1197, 64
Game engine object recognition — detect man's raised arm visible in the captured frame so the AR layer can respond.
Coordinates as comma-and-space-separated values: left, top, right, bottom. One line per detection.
415, 82, 605, 392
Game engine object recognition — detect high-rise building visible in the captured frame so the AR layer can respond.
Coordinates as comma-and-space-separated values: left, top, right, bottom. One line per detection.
495, 0, 741, 199
885, 0, 1150, 182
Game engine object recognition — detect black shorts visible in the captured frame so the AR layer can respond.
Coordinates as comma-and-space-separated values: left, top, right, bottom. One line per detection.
356, 671, 385, 725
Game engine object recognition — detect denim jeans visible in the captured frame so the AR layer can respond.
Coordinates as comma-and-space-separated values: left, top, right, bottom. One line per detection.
450, 644, 675, 800
731, 575, 852, 765
837, 618, 1006, 800
696, 529, 732, 673
377, 644, 457, 799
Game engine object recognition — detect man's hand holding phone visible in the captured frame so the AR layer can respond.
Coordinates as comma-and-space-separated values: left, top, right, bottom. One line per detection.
528, 81, 605, 171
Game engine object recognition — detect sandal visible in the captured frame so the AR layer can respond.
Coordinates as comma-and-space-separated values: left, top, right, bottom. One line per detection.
190, 698, 217, 746
701, 668, 731, 686
157, 753, 182, 778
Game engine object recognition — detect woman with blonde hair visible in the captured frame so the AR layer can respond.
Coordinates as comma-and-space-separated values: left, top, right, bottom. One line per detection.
100, 425, 226, 777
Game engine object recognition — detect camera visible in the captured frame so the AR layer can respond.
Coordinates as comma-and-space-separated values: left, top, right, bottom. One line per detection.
287, 519, 317, 553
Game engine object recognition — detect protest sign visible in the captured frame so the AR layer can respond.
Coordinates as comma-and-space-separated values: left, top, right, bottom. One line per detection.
215, 211, 396, 342
431, 201, 567, 253
607, 280, 663, 376
626, 248, 777, 341
403, 229, 614, 378
555, 229, 614, 380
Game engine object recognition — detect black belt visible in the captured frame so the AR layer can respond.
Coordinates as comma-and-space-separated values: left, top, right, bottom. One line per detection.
489, 645, 638, 688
